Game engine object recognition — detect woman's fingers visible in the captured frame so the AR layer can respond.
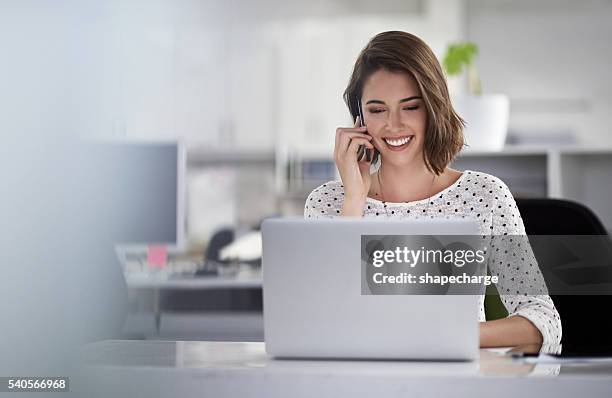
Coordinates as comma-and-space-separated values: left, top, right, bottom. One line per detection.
335, 126, 368, 151
334, 135, 373, 164
334, 116, 373, 197
348, 136, 374, 148
344, 136, 374, 157
336, 130, 372, 154
347, 137, 374, 159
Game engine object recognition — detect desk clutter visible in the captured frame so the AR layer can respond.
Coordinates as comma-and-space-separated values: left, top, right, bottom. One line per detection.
117, 245, 203, 279
115, 227, 263, 281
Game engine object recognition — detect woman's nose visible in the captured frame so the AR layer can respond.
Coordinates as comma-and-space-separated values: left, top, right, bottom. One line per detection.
387, 110, 404, 132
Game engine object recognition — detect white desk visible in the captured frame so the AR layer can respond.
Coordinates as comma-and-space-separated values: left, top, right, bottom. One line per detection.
77, 340, 612, 398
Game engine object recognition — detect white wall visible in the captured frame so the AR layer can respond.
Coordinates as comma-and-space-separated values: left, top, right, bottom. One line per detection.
272, 0, 465, 157
5, 0, 608, 148
30, 0, 462, 153
62, 0, 463, 239
465, 0, 612, 146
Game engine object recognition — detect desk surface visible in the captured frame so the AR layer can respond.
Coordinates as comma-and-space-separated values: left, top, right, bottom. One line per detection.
77, 340, 612, 398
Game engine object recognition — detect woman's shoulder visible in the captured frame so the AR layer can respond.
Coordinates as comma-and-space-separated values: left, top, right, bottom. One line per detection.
467, 169, 522, 207
305, 180, 344, 200
459, 170, 517, 215
462, 170, 512, 196
461, 170, 524, 234
304, 180, 344, 218
463, 169, 506, 185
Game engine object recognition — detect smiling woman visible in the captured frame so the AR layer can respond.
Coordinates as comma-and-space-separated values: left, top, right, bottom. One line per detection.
344, 31, 464, 175
304, 31, 562, 349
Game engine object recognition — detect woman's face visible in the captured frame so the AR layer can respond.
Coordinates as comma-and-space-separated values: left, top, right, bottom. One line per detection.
361, 68, 427, 167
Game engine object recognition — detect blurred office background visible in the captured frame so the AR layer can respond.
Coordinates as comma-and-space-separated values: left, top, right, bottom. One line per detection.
2, 0, 612, 352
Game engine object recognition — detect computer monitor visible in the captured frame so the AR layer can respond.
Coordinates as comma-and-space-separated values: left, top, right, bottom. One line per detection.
99, 141, 186, 250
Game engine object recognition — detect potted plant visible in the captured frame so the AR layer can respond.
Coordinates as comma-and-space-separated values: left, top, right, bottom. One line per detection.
443, 42, 509, 151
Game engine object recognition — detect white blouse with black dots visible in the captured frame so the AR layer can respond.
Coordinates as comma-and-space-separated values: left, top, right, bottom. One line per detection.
304, 170, 562, 346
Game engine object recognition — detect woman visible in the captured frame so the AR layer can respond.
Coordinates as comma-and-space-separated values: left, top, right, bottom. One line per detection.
304, 31, 561, 348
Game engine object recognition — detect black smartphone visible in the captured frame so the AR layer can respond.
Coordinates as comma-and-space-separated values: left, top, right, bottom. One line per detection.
355, 99, 377, 163
506, 344, 545, 358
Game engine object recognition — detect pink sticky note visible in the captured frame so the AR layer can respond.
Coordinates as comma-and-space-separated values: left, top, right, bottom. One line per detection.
147, 245, 168, 268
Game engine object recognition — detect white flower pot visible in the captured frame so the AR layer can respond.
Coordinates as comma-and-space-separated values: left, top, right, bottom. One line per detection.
452, 94, 510, 151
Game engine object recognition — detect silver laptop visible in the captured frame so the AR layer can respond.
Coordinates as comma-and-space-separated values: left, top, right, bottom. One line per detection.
262, 217, 481, 361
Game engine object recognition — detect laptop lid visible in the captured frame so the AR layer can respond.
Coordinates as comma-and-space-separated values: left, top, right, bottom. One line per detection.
262, 217, 481, 360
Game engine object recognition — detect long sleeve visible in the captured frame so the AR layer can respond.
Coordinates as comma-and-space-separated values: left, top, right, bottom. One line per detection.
487, 177, 562, 345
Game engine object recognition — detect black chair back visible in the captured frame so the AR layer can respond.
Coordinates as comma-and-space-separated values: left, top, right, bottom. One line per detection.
516, 198, 611, 346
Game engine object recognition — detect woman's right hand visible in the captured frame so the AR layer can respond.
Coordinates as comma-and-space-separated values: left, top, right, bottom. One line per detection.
333, 116, 375, 203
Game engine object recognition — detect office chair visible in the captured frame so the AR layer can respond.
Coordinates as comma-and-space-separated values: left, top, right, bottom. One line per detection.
487, 198, 612, 346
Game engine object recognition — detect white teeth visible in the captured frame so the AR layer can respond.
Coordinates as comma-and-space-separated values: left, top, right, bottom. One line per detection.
385, 136, 412, 146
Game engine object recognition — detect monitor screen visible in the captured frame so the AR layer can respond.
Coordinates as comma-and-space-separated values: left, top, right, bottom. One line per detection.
98, 141, 185, 248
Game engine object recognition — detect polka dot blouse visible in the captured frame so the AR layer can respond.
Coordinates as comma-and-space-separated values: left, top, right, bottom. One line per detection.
304, 170, 562, 346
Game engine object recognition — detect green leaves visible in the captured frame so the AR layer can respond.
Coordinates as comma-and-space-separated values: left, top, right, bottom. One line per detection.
443, 42, 479, 77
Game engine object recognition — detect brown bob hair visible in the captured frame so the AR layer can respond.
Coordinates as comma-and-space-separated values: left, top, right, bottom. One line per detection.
343, 31, 465, 175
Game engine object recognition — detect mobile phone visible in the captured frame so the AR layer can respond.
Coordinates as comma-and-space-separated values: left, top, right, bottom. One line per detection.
506, 344, 543, 358
355, 99, 376, 163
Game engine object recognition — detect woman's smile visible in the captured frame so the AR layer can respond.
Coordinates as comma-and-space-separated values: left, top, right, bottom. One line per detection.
380, 134, 415, 152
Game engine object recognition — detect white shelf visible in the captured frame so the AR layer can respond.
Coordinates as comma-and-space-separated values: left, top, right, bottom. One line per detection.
460, 145, 612, 156
187, 148, 275, 167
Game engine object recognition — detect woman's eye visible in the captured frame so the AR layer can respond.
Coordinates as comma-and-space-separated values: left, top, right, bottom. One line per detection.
368, 106, 419, 114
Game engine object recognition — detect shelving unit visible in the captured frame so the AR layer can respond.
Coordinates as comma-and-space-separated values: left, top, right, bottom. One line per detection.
187, 148, 275, 168
277, 145, 612, 232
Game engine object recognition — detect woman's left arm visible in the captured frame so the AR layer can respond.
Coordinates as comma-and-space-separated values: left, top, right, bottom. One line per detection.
480, 315, 543, 348
482, 178, 562, 348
